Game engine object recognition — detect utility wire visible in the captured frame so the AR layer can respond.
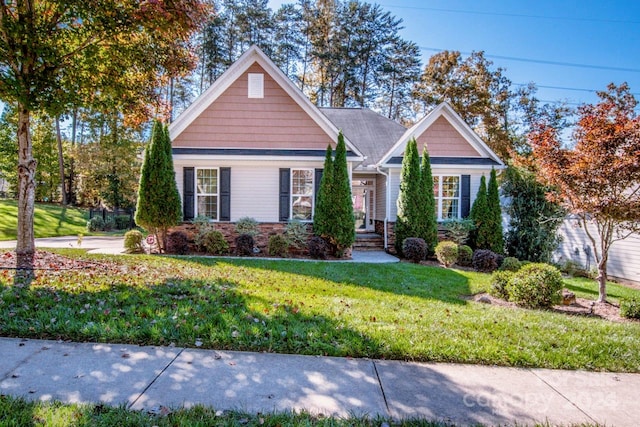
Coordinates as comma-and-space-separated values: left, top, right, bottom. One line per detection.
420, 47, 640, 73
380, 4, 640, 25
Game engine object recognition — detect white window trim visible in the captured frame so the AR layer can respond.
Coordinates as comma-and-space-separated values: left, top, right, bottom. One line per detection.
290, 168, 314, 222
434, 174, 461, 221
196, 167, 220, 221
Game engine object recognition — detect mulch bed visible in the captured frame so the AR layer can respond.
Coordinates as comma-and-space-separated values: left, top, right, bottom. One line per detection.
467, 292, 629, 323
0, 250, 119, 273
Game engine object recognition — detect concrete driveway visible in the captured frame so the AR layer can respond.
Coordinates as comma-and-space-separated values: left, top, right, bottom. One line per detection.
0, 236, 125, 255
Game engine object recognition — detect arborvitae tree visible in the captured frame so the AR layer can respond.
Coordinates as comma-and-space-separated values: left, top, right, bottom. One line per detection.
395, 138, 421, 255
329, 131, 355, 256
135, 120, 182, 253
469, 175, 489, 249
418, 145, 438, 254
486, 168, 505, 253
313, 144, 334, 239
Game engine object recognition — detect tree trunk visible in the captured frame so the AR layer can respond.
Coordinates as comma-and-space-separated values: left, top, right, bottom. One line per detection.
16, 104, 37, 271
596, 258, 608, 303
55, 117, 67, 205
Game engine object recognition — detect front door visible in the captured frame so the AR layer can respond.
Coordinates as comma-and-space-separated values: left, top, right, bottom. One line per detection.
352, 179, 375, 231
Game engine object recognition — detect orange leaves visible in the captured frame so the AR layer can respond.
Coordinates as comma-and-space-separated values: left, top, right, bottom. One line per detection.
530, 84, 640, 227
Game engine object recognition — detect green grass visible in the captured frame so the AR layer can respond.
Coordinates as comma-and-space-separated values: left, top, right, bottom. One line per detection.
0, 199, 89, 240
1, 251, 639, 372
0, 396, 602, 427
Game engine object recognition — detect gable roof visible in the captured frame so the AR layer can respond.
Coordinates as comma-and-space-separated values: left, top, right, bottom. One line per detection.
320, 108, 407, 168
378, 102, 504, 167
169, 45, 364, 160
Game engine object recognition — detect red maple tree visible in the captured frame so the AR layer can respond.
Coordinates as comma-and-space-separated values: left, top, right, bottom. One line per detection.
530, 83, 640, 303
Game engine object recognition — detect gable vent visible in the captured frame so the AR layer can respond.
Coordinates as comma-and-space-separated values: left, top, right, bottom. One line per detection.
248, 73, 264, 98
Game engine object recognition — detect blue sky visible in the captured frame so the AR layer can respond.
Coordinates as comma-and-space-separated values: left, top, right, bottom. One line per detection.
270, 0, 640, 108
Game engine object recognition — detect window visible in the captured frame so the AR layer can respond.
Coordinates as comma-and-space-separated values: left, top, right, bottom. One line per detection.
433, 175, 460, 220
291, 169, 313, 220
196, 168, 218, 219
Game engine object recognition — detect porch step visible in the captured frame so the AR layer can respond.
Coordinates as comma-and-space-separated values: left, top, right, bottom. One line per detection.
353, 233, 385, 251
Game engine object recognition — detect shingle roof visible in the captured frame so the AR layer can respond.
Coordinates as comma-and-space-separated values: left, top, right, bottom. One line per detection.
320, 108, 407, 167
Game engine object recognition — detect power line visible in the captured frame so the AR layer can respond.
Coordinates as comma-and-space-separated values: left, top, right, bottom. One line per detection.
380, 4, 640, 25
514, 83, 640, 97
420, 46, 640, 73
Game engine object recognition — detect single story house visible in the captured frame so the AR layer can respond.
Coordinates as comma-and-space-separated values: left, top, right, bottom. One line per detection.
169, 45, 504, 251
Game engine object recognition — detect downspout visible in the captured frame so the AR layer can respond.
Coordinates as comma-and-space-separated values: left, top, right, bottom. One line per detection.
376, 166, 390, 251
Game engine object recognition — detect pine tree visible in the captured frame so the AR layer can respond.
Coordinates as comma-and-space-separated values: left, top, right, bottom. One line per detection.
313, 144, 334, 239
486, 168, 504, 253
395, 138, 421, 255
329, 131, 355, 256
418, 145, 438, 254
135, 120, 182, 252
469, 175, 488, 249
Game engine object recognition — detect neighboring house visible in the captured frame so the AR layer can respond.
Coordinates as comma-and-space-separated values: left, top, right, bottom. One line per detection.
555, 217, 640, 286
169, 45, 504, 250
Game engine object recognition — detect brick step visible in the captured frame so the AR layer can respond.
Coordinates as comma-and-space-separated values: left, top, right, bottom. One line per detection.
353, 233, 384, 251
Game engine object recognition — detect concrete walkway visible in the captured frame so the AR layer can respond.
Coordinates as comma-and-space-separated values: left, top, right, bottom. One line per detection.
0, 236, 399, 262
1, 338, 638, 426
0, 236, 125, 255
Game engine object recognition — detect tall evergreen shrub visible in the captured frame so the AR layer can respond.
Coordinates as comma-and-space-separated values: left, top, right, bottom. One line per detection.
469, 175, 488, 249
502, 165, 564, 262
394, 138, 421, 255
329, 131, 355, 256
135, 120, 182, 252
418, 145, 438, 254
313, 145, 334, 239
486, 168, 505, 254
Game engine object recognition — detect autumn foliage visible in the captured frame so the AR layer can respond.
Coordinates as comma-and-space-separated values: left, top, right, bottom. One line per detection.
530, 83, 640, 302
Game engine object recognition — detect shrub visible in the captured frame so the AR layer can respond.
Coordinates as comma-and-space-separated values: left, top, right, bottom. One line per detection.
435, 241, 458, 267
308, 236, 328, 259
235, 233, 255, 256
620, 298, 640, 319
202, 230, 229, 255
402, 237, 427, 263
284, 220, 309, 249
193, 216, 215, 251
499, 257, 522, 272
489, 271, 513, 300
235, 217, 260, 238
167, 231, 189, 255
114, 215, 132, 230
268, 234, 289, 257
506, 263, 564, 309
443, 219, 475, 246
124, 230, 144, 253
87, 216, 105, 232
472, 249, 499, 273
457, 245, 473, 267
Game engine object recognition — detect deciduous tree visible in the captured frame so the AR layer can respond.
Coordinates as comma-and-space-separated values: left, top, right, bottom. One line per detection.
530, 83, 640, 303
0, 0, 205, 269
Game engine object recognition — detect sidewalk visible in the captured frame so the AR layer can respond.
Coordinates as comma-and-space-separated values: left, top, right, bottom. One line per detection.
1, 337, 638, 426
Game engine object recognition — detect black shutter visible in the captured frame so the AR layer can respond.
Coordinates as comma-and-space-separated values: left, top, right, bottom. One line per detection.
314, 168, 323, 205
220, 167, 231, 221
461, 174, 471, 218
279, 168, 290, 222
183, 167, 195, 221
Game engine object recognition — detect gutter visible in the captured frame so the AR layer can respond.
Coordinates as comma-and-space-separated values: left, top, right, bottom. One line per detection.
376, 166, 391, 250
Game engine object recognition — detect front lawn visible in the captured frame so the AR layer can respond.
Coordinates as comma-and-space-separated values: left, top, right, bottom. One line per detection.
1, 251, 639, 372
0, 200, 89, 240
